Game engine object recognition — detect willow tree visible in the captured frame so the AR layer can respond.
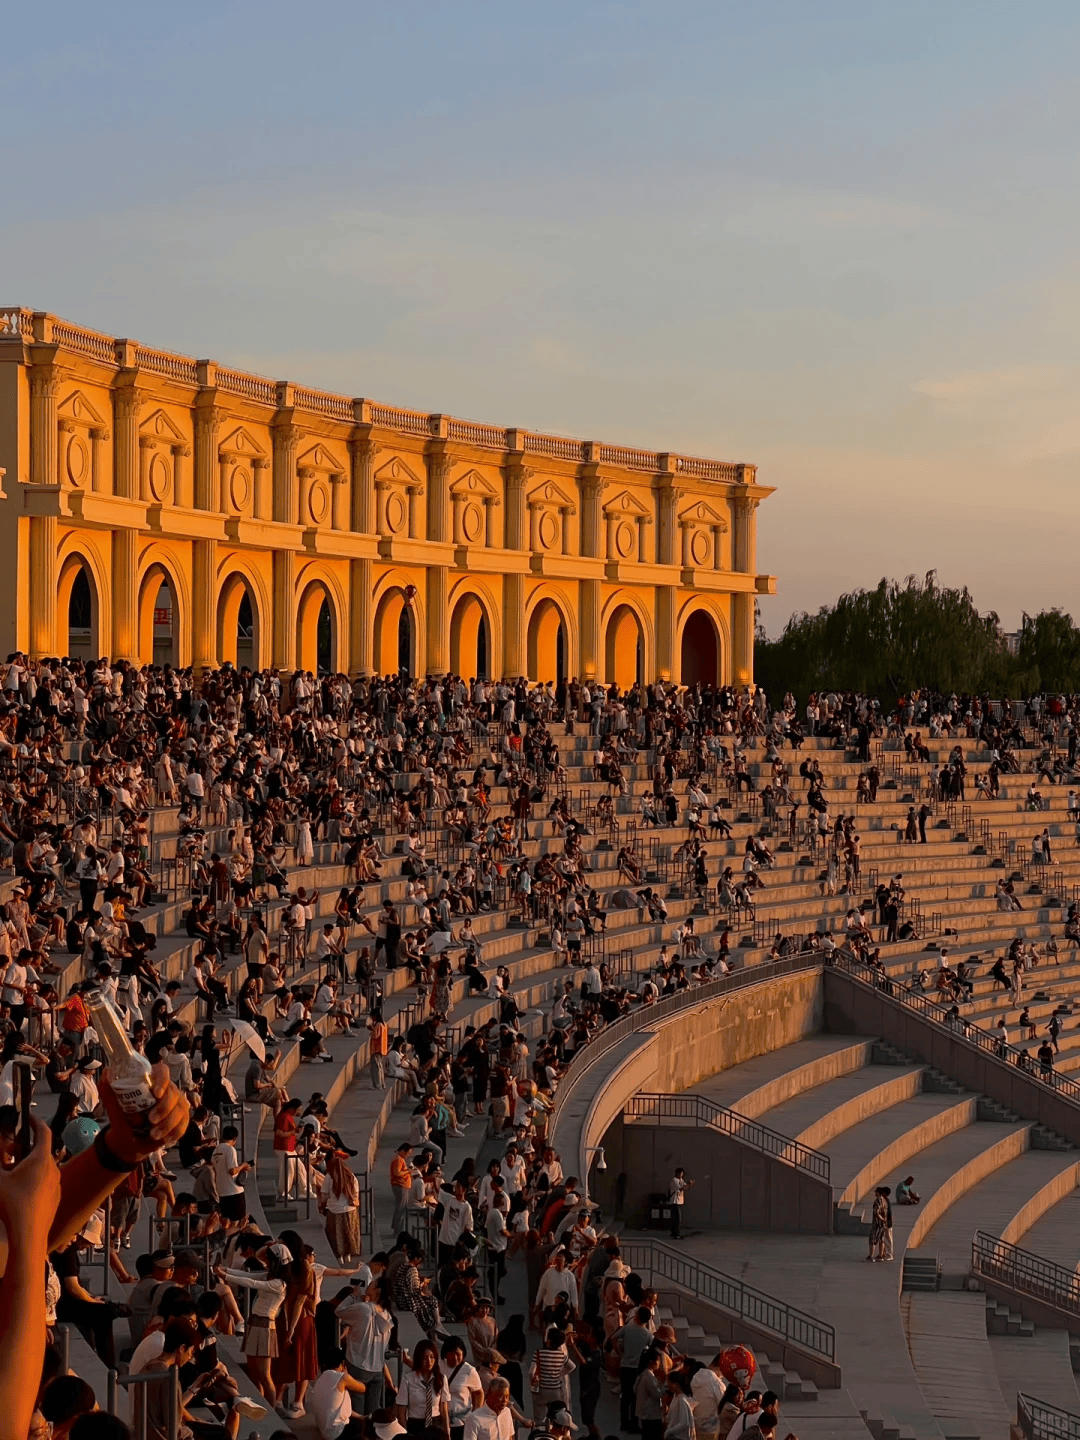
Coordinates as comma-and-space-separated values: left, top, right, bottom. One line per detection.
755, 572, 1017, 703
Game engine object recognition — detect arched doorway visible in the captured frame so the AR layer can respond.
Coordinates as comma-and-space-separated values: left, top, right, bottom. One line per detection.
527, 599, 566, 683
317, 599, 333, 674
216, 573, 261, 671
680, 609, 720, 687
374, 587, 415, 677
138, 565, 179, 667
450, 593, 491, 679
604, 604, 643, 688
296, 582, 337, 674
61, 560, 97, 660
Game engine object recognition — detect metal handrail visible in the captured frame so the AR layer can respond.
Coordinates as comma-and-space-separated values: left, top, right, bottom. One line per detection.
550, 951, 824, 1130
1018, 1392, 1080, 1440
972, 1230, 1080, 1315
830, 947, 1080, 1104
618, 1237, 835, 1363
625, 1092, 830, 1183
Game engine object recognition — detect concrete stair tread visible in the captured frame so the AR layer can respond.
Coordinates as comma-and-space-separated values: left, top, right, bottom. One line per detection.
826, 1094, 980, 1206
753, 1063, 926, 1149
910, 1150, 1080, 1277
1015, 1188, 1080, 1272
689, 1035, 877, 1116
904, 1291, 1010, 1438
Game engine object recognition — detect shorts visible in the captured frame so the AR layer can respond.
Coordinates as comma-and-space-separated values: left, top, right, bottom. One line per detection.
220, 1191, 247, 1223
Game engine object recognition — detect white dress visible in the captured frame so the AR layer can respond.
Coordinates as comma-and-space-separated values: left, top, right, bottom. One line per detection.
297, 821, 314, 864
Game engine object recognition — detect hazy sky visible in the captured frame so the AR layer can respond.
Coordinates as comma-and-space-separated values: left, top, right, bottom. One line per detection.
4, 1, 1079, 633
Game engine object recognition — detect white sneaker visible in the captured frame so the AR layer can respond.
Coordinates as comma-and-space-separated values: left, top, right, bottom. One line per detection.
284, 1404, 305, 1419
233, 1399, 268, 1420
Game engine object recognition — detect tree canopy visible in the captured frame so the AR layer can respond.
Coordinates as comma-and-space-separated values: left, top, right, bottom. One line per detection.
753, 571, 1077, 703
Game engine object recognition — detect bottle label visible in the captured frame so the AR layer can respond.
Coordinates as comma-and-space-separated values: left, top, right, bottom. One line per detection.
111, 1078, 156, 1114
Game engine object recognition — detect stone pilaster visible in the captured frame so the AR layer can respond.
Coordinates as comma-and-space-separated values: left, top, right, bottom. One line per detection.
113, 387, 141, 499
172, 444, 192, 508
29, 368, 60, 488
426, 565, 449, 675
272, 389, 300, 524
733, 592, 754, 687
193, 405, 221, 511
579, 471, 604, 557
502, 461, 531, 551
425, 450, 452, 543
655, 585, 676, 682
349, 437, 378, 532
252, 457, 270, 520
579, 577, 601, 682
503, 573, 526, 679
111, 528, 138, 662
192, 537, 217, 671
655, 482, 681, 566
272, 549, 296, 671
733, 494, 759, 574
28, 515, 57, 656
349, 557, 373, 675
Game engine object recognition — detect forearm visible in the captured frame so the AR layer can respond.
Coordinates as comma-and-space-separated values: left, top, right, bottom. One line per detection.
0, 1248, 47, 1440
50, 1149, 132, 1252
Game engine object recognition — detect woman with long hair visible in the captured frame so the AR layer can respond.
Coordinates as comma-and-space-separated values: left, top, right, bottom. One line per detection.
272, 1243, 320, 1418
395, 1338, 450, 1440
319, 1150, 362, 1266
217, 1242, 291, 1403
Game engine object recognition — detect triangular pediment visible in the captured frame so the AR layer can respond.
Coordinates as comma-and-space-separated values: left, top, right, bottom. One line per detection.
527, 477, 575, 509
139, 408, 186, 444
58, 389, 106, 426
679, 498, 728, 529
298, 440, 346, 473
450, 467, 498, 498
375, 455, 423, 487
602, 488, 651, 517
219, 425, 267, 458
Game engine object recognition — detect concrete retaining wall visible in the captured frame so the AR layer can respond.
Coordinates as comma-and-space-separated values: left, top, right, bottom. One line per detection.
609, 1114, 834, 1232
824, 967, 1080, 1145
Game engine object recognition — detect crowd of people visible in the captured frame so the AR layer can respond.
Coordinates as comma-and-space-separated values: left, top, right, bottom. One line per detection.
0, 654, 812, 1440
6, 659, 1080, 1440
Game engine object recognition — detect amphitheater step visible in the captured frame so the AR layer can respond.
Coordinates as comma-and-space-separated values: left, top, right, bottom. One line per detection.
984, 1298, 1035, 1337
755, 1351, 819, 1402
871, 1040, 912, 1066
923, 1068, 967, 1095
902, 1256, 941, 1292
259, 1197, 300, 1224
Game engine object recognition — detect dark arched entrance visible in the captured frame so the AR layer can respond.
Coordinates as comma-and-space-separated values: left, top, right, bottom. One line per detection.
680, 610, 720, 687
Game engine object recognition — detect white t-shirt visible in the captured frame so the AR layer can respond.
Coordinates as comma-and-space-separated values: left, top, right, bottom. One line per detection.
690, 1366, 725, 1432
310, 1368, 352, 1440
128, 1328, 166, 1376
212, 1142, 243, 1197
445, 1360, 482, 1424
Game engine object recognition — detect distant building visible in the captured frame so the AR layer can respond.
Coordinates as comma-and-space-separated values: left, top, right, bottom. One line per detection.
0, 307, 775, 683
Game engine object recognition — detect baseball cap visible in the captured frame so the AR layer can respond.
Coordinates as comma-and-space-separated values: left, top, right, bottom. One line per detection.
546, 1407, 579, 1432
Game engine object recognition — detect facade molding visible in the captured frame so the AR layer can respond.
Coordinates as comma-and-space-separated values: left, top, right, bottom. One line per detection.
0, 308, 774, 683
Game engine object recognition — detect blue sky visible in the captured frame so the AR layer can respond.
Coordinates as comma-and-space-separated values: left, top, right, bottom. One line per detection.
4, 1, 1079, 631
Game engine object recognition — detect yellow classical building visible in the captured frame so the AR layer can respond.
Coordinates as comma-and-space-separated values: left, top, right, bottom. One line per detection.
0, 308, 774, 686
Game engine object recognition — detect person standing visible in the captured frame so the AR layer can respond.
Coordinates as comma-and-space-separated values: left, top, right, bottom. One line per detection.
390, 1142, 415, 1236
869, 1186, 893, 1262
668, 1168, 693, 1239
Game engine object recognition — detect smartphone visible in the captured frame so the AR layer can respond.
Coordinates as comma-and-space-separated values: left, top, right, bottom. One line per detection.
11, 1060, 34, 1162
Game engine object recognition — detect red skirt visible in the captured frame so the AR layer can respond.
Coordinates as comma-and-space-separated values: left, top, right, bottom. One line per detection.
271, 1310, 319, 1385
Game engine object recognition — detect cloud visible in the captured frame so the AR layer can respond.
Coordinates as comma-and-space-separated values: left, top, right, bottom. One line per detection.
914, 366, 1065, 407
912, 365, 1080, 462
